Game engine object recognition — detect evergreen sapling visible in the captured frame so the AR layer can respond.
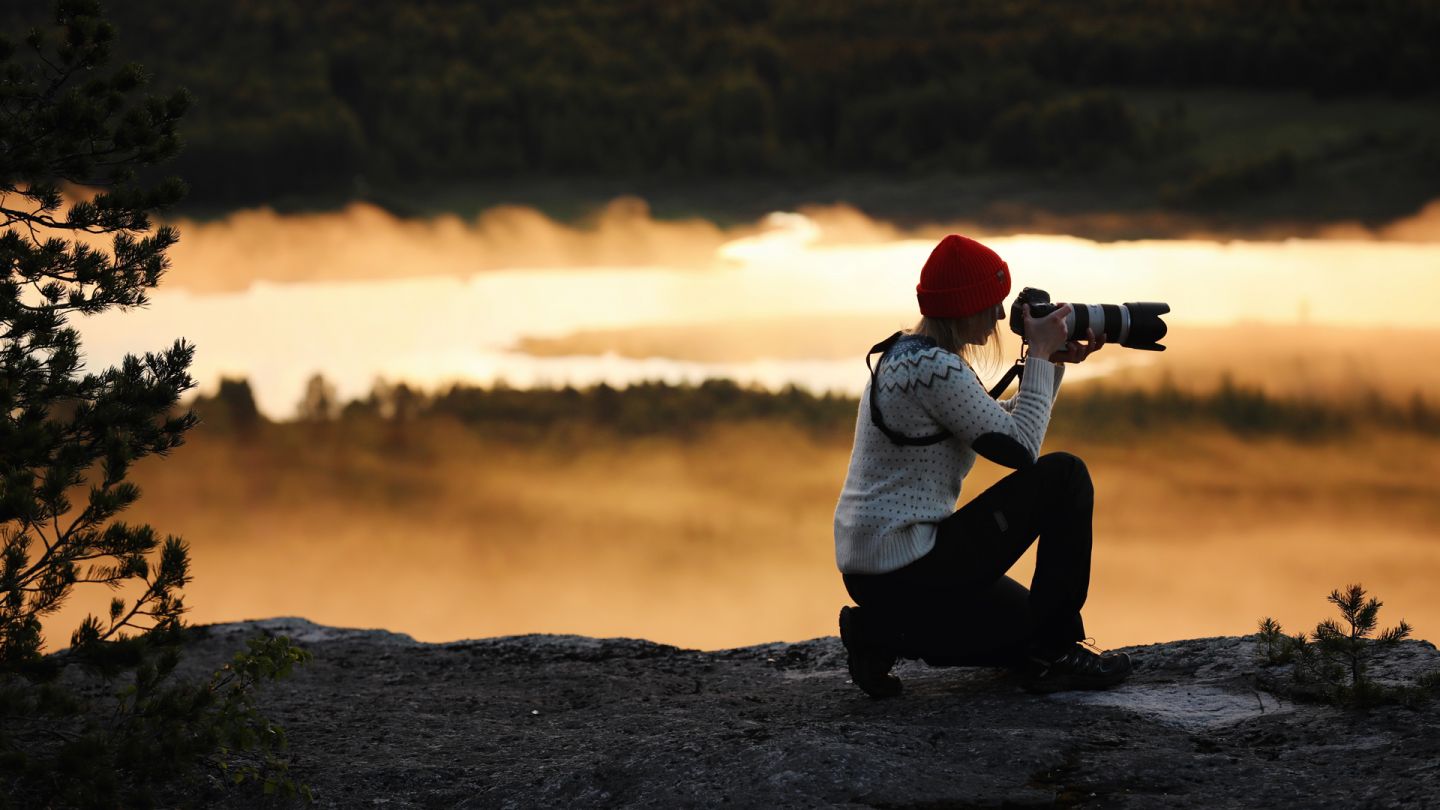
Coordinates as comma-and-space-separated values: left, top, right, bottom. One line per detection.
1, 2, 310, 805
1257, 583, 1414, 706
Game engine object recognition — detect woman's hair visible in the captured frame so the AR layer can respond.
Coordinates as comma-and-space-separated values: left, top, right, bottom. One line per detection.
907, 309, 1004, 373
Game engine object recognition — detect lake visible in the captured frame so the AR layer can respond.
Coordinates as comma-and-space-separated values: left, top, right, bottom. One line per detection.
74, 203, 1440, 417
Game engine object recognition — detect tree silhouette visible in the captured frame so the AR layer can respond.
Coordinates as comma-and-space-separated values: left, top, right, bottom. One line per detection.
1, 0, 193, 680
1313, 584, 1413, 693
1, 3, 308, 804
297, 371, 337, 422
215, 376, 263, 431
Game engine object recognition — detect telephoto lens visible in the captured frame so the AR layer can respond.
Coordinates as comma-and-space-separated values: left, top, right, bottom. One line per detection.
1008, 287, 1170, 351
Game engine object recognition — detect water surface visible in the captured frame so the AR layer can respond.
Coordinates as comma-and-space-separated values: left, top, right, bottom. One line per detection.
75, 210, 1440, 417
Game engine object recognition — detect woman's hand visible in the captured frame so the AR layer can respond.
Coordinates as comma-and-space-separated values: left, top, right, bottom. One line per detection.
1048, 328, 1106, 364
1023, 302, 1073, 359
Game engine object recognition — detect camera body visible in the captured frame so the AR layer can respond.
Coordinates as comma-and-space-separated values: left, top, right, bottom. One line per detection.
1008, 286, 1170, 352
1008, 287, 1059, 332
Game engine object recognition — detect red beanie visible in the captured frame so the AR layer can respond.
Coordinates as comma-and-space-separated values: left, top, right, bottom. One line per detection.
915, 234, 1011, 318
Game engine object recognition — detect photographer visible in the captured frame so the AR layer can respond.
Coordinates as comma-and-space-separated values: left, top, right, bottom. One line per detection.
834, 233, 1133, 697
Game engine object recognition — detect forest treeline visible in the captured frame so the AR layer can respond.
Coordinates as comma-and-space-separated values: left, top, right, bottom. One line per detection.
4, 1, 1438, 211
191, 375, 1440, 443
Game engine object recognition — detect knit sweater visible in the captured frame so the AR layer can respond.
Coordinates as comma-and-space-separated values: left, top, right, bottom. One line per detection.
833, 334, 1064, 574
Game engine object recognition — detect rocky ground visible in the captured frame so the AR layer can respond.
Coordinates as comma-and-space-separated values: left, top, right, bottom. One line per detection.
157, 618, 1440, 809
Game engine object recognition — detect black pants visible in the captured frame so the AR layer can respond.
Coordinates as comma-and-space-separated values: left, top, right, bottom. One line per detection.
842, 452, 1094, 667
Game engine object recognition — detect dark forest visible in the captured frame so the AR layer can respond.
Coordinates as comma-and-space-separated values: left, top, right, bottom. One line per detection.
5, 1, 1438, 216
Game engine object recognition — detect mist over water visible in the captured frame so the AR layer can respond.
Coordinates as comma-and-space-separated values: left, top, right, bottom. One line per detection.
43, 419, 1440, 654
35, 199, 1440, 653
69, 200, 1440, 418
157, 196, 1440, 294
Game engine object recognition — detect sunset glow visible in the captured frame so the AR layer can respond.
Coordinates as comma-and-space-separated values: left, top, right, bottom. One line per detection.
67, 205, 1440, 418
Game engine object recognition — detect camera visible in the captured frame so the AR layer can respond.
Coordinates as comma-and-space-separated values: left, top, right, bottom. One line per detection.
1009, 287, 1170, 351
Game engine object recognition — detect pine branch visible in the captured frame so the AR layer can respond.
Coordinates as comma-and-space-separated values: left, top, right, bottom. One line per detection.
1378, 621, 1413, 644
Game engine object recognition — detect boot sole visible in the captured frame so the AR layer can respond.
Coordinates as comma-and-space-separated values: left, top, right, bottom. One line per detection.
1021, 657, 1134, 694
838, 607, 902, 699
1021, 670, 1131, 694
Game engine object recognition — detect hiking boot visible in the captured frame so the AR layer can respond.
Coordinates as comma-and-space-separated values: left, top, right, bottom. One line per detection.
1020, 643, 1133, 694
838, 605, 902, 699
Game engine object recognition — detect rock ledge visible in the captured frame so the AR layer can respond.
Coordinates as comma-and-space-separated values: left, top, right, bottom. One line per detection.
173, 618, 1440, 809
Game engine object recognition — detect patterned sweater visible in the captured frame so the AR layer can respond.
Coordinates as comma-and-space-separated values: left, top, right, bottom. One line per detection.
833, 333, 1064, 575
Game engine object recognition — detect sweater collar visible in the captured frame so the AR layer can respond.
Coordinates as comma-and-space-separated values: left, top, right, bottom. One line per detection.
890, 332, 938, 355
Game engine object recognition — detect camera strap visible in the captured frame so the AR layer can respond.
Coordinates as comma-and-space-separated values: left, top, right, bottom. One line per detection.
984, 334, 1030, 399
866, 331, 952, 446
987, 360, 1025, 399
866, 332, 1029, 446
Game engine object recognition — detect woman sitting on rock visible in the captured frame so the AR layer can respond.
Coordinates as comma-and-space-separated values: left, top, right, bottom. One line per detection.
833, 233, 1133, 697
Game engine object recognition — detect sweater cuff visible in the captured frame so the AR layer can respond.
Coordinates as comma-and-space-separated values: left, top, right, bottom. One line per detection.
1021, 358, 1057, 400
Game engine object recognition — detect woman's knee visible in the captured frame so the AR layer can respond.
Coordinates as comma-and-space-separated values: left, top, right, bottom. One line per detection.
1035, 452, 1093, 498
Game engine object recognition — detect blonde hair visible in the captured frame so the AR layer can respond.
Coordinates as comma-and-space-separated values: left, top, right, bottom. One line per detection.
906, 309, 1004, 374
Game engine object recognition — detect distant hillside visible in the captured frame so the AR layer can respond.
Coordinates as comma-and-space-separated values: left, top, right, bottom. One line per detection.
5, 1, 1439, 221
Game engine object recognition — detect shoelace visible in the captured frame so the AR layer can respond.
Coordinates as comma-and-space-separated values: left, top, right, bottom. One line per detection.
1076, 638, 1133, 676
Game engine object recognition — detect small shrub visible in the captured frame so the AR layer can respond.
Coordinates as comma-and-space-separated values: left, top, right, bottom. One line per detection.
1256, 583, 1424, 707
1, 632, 314, 808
